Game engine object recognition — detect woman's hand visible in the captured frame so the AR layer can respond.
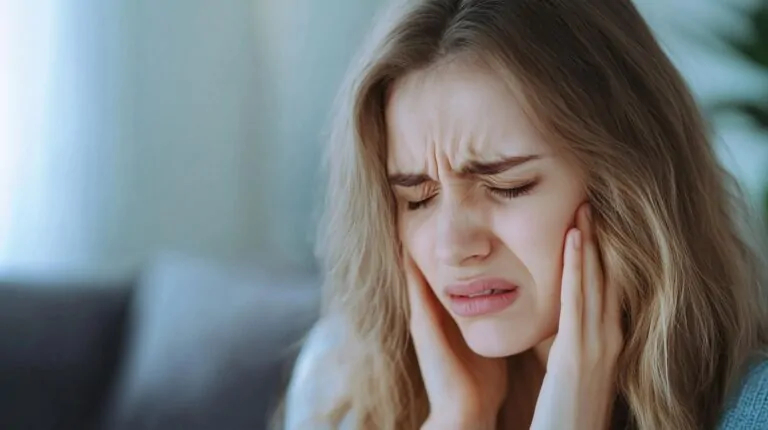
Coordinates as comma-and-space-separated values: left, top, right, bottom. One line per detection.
404, 251, 506, 430
530, 204, 624, 430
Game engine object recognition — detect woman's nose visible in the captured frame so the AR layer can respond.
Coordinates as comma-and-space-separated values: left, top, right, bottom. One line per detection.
434, 197, 492, 267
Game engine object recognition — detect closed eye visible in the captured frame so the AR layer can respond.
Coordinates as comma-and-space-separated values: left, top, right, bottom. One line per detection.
405, 181, 537, 211
407, 195, 436, 211
487, 180, 537, 199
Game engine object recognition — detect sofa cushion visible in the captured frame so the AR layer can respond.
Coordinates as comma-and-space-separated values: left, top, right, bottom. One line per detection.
0, 279, 132, 430
103, 254, 320, 430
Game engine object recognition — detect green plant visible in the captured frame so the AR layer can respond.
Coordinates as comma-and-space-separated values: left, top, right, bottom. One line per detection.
731, 3, 768, 130
720, 2, 768, 219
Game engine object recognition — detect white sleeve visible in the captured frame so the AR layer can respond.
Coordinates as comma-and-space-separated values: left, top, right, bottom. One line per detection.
283, 317, 353, 430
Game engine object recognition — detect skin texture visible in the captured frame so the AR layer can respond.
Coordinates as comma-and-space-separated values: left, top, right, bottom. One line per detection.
387, 59, 585, 358
405, 204, 622, 429
390, 60, 623, 428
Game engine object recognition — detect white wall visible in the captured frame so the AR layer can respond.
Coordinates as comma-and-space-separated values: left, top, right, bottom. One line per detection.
256, 0, 386, 270
0, 0, 384, 276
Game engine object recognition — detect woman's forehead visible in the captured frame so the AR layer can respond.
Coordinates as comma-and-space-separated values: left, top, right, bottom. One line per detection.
385, 60, 549, 173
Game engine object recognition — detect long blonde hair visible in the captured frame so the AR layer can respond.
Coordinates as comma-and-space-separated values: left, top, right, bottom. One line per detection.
313, 0, 768, 428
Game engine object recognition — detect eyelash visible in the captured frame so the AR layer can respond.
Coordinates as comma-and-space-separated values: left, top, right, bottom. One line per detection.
406, 181, 537, 211
488, 181, 537, 199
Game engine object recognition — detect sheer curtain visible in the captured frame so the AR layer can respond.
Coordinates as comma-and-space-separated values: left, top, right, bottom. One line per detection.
0, 1, 137, 276
0, 0, 383, 278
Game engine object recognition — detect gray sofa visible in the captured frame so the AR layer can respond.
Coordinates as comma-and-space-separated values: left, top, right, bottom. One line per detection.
0, 255, 321, 430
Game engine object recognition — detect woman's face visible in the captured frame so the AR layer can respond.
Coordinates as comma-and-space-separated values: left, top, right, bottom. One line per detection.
387, 60, 586, 358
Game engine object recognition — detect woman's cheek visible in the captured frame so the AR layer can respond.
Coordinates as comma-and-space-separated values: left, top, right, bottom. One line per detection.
493, 206, 567, 295
398, 213, 433, 272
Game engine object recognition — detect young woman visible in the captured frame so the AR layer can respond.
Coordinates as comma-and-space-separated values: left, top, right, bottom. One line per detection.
282, 0, 768, 428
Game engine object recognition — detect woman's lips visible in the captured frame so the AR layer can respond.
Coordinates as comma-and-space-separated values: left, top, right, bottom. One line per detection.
445, 278, 519, 317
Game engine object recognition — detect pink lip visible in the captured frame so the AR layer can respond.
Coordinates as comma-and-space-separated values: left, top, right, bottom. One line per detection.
445, 278, 519, 317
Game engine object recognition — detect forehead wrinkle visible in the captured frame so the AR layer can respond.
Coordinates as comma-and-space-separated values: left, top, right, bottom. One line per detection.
386, 59, 540, 178
443, 114, 500, 174
431, 68, 509, 174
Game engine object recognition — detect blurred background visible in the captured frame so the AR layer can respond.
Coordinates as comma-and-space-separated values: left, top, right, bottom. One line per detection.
0, 0, 382, 278
1, 0, 768, 278
0, 1, 767, 429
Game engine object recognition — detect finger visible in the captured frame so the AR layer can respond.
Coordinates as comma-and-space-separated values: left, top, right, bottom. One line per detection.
405, 252, 441, 327
403, 251, 451, 360
559, 228, 583, 344
578, 204, 604, 337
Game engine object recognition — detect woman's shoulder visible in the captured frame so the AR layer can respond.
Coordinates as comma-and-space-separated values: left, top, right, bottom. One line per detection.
718, 357, 768, 429
284, 316, 353, 430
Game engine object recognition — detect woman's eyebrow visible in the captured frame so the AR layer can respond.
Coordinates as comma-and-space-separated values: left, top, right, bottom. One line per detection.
388, 154, 541, 187
459, 154, 541, 176
388, 173, 431, 188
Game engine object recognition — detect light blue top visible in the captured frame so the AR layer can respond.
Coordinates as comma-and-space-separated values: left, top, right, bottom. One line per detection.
286, 319, 768, 429
718, 358, 768, 429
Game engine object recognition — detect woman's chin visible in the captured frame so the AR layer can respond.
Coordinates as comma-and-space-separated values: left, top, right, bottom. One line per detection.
458, 317, 537, 358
